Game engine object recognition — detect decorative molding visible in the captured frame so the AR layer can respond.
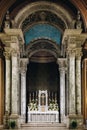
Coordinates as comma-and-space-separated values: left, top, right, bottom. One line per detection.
4, 47, 11, 59
57, 58, 67, 72
11, 49, 18, 57
67, 48, 76, 57
22, 10, 65, 32
14, 1, 73, 30
76, 48, 82, 59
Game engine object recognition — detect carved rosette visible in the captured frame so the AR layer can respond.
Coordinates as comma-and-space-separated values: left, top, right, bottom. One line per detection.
20, 58, 29, 73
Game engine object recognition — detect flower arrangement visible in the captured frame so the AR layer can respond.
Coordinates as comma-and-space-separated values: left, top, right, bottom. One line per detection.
28, 99, 38, 111
48, 99, 58, 111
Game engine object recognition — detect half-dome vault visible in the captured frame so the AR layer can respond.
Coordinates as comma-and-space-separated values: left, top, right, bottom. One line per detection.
24, 24, 62, 45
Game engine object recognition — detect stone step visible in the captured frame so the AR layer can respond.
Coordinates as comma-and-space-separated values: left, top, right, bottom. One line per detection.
21, 122, 66, 128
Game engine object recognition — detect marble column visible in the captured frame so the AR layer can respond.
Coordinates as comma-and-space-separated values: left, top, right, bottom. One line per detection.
76, 50, 82, 114
11, 50, 19, 115
68, 50, 76, 114
20, 58, 28, 122
4, 48, 11, 114
57, 58, 66, 122
0, 45, 4, 124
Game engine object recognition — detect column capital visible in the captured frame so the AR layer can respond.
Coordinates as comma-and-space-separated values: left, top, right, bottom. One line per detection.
20, 58, 29, 73
4, 47, 11, 59
11, 49, 19, 57
67, 47, 76, 57
76, 48, 82, 59
57, 58, 67, 72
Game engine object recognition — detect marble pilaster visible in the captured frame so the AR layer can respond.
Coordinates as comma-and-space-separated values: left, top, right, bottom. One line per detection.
20, 58, 28, 122
57, 58, 66, 122
11, 50, 19, 115
68, 50, 76, 114
4, 48, 11, 114
76, 49, 82, 114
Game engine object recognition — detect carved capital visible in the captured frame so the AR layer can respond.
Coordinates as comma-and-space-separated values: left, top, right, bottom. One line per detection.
4, 47, 11, 59
57, 58, 67, 72
76, 48, 82, 59
11, 49, 18, 57
20, 58, 29, 73
67, 48, 76, 57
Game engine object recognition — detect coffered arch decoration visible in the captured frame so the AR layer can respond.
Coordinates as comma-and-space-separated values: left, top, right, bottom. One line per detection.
14, 1, 74, 30
25, 39, 60, 60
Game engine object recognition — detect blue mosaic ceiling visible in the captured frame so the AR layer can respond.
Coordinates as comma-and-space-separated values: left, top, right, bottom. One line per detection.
24, 24, 62, 44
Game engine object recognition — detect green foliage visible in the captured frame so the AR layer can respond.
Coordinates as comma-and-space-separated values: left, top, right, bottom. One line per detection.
9, 120, 16, 129
70, 120, 77, 129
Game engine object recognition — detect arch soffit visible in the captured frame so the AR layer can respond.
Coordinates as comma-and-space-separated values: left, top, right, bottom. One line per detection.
14, 1, 74, 29
26, 39, 60, 58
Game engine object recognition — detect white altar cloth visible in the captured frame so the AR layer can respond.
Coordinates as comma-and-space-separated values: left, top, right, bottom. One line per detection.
28, 111, 59, 122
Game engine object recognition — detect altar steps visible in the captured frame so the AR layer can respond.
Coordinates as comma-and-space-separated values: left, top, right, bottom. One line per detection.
21, 122, 66, 128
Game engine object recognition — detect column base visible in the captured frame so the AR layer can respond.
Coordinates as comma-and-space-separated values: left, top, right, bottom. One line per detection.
3, 112, 9, 129
20, 114, 26, 124
66, 114, 83, 129
9, 114, 20, 129
61, 115, 66, 123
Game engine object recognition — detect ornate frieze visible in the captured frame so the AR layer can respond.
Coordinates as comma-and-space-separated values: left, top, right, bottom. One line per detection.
22, 11, 66, 31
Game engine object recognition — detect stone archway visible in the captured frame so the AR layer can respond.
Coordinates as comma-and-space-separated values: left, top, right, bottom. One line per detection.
19, 38, 67, 124
0, 0, 87, 128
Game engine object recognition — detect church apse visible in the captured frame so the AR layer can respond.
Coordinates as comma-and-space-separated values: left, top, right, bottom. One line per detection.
26, 61, 60, 122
